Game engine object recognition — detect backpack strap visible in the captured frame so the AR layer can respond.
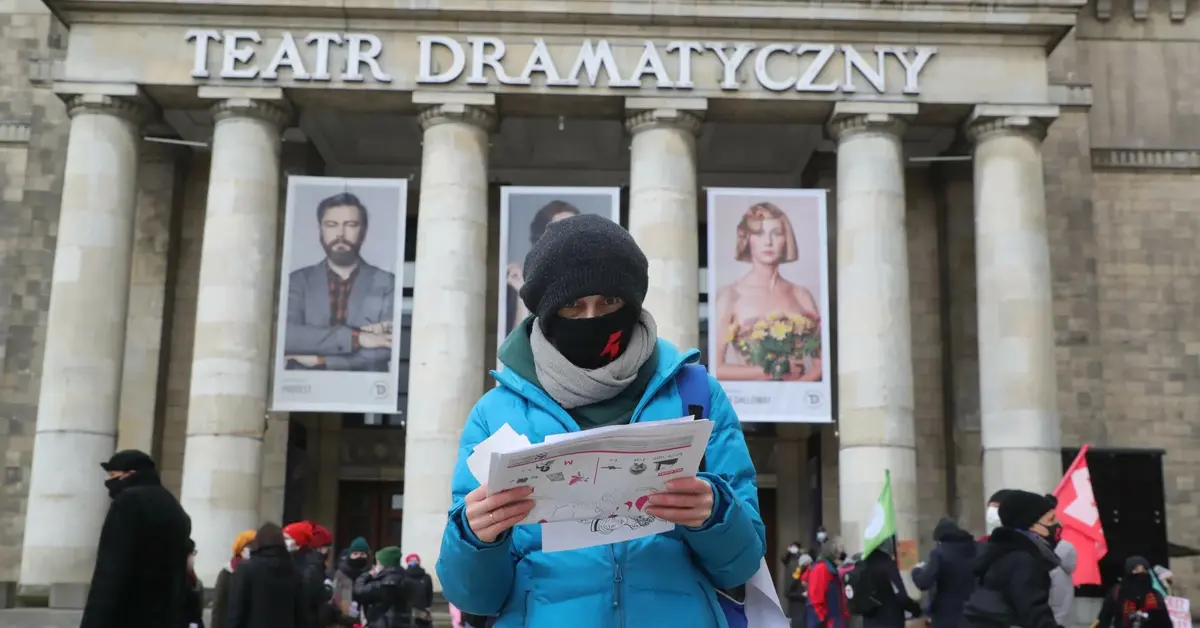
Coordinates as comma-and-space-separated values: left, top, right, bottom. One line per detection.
675, 364, 711, 472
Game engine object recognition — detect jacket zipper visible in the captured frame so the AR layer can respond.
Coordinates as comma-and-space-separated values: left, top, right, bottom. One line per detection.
611, 544, 625, 628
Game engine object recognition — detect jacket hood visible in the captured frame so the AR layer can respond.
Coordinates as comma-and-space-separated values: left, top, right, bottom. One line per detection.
933, 517, 974, 543
1055, 540, 1077, 574
975, 527, 1061, 578
492, 337, 698, 429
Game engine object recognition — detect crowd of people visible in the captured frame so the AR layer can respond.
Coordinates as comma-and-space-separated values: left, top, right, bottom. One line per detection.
781, 490, 1178, 628
79, 449, 435, 628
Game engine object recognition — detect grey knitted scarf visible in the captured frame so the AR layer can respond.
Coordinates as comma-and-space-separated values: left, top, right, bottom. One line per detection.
529, 310, 658, 409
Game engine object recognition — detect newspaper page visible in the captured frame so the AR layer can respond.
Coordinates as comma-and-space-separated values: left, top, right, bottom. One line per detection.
485, 419, 713, 527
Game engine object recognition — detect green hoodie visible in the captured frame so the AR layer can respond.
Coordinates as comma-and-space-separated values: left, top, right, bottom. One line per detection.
497, 316, 659, 430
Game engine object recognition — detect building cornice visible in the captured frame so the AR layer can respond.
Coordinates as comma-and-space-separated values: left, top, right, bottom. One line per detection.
44, 0, 1087, 43
0, 121, 32, 145
1091, 148, 1200, 172
1048, 83, 1093, 110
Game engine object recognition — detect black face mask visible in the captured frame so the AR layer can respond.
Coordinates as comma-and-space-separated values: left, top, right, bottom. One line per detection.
1041, 523, 1063, 546
544, 306, 640, 369
348, 557, 368, 569
105, 474, 134, 499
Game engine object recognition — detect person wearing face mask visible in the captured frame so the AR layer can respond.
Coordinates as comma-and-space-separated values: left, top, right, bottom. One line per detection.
964, 490, 1062, 628
181, 539, 206, 628
226, 523, 309, 628
436, 214, 766, 627
81, 449, 192, 628
1095, 557, 1171, 628
212, 530, 257, 628
283, 521, 327, 626
338, 537, 373, 582
404, 554, 435, 628
983, 490, 1015, 541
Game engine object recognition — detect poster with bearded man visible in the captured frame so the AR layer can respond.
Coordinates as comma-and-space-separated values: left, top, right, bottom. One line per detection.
272, 176, 408, 413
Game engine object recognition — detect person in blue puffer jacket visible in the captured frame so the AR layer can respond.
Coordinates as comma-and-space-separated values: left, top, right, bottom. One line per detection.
436, 214, 766, 628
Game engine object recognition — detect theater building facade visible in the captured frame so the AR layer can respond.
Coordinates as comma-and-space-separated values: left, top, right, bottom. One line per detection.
0, 0, 1198, 615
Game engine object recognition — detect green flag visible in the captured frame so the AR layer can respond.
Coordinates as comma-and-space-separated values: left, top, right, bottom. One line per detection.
862, 470, 896, 558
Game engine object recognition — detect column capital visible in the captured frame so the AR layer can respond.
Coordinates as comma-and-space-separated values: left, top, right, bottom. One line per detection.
625, 108, 704, 135
414, 91, 497, 132
965, 104, 1059, 144
210, 98, 292, 127
826, 101, 917, 141
64, 93, 154, 126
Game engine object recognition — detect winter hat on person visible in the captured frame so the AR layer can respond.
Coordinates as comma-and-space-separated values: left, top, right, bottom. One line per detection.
100, 449, 156, 473
348, 537, 370, 554
987, 489, 1015, 505
311, 524, 334, 548
998, 490, 1057, 530
232, 530, 256, 558
375, 546, 402, 568
519, 214, 649, 325
405, 553, 420, 566
283, 521, 314, 547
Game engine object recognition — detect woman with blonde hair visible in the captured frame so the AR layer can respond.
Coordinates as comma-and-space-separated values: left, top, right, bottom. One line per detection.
715, 201, 823, 382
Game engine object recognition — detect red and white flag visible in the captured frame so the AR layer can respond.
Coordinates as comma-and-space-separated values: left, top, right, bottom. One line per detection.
1053, 444, 1108, 586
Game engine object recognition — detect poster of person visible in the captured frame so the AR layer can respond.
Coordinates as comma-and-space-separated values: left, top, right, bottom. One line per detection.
706, 188, 831, 423
497, 187, 621, 352
271, 176, 407, 413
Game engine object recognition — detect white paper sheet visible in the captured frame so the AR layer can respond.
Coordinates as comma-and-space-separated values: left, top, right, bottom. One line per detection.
466, 423, 530, 485
745, 557, 790, 628
486, 418, 714, 526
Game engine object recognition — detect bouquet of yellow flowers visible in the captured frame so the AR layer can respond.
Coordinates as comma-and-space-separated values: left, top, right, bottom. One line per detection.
727, 311, 821, 381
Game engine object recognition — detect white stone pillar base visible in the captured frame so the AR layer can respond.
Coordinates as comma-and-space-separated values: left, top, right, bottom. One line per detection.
626, 102, 704, 351
401, 98, 495, 592
19, 93, 148, 594
179, 97, 288, 585
829, 103, 920, 564
968, 105, 1062, 497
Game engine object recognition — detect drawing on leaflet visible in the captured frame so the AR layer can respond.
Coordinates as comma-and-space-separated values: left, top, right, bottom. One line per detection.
590, 515, 657, 535
601, 465, 621, 471
516, 477, 530, 484
569, 471, 589, 486
654, 458, 679, 471
536, 461, 553, 472
546, 472, 565, 482
629, 461, 646, 475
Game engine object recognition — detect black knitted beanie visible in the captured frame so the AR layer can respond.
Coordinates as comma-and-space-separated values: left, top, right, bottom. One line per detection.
519, 214, 649, 322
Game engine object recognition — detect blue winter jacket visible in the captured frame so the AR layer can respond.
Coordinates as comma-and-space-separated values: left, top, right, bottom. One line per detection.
436, 339, 767, 628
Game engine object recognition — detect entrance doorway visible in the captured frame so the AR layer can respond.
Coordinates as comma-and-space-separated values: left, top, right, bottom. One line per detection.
759, 487, 778, 583
336, 480, 405, 555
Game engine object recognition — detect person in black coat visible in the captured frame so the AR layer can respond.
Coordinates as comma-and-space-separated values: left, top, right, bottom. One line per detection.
1096, 556, 1171, 628
227, 523, 309, 628
355, 546, 415, 628
182, 539, 206, 628
859, 538, 922, 628
965, 490, 1062, 628
913, 517, 978, 628
81, 450, 192, 628
404, 554, 435, 628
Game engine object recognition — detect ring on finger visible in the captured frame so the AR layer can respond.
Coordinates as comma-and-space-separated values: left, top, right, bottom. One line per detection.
490, 511, 497, 525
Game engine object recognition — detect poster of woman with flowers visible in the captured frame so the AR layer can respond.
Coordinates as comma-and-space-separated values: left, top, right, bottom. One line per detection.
707, 188, 832, 423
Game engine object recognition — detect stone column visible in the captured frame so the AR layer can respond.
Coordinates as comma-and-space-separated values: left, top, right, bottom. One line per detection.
828, 102, 920, 558
18, 89, 149, 602
179, 93, 289, 584
117, 140, 182, 454
966, 105, 1062, 497
625, 98, 705, 351
401, 92, 495, 591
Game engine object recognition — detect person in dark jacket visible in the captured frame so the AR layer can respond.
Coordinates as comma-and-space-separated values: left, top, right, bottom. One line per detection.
355, 546, 414, 628
913, 517, 978, 628
227, 523, 309, 628
965, 490, 1061, 628
212, 530, 256, 628
284, 521, 328, 626
404, 554, 435, 628
860, 538, 922, 628
337, 536, 373, 582
81, 449, 193, 628
182, 539, 206, 628
786, 553, 814, 626
1096, 556, 1171, 628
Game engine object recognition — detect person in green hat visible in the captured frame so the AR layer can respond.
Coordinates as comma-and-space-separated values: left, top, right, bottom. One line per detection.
354, 546, 416, 627
336, 536, 373, 581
